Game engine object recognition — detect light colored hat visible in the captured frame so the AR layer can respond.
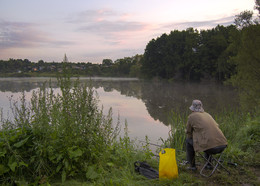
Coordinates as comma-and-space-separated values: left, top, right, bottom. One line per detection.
189, 100, 204, 112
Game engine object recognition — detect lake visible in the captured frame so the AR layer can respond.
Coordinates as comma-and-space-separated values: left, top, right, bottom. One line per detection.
0, 77, 239, 145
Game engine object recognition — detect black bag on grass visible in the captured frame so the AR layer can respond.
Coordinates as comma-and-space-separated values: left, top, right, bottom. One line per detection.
134, 161, 159, 179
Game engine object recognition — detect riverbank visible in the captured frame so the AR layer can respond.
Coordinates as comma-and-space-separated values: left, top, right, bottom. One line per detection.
54, 110, 260, 185
0, 72, 57, 77
0, 72, 134, 78
0, 77, 259, 185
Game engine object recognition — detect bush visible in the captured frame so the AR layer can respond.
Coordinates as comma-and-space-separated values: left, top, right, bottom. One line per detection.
236, 116, 260, 153
0, 76, 120, 184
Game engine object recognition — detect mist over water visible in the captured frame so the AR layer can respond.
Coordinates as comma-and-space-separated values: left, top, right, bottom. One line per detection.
0, 77, 239, 143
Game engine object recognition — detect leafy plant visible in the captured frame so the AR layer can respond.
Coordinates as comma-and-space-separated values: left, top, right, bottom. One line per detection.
0, 76, 119, 184
166, 110, 187, 152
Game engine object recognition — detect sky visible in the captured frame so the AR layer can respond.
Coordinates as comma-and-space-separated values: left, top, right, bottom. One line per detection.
0, 0, 256, 63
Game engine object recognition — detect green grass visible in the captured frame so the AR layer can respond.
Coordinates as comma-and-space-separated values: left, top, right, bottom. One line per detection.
0, 75, 259, 185
164, 108, 260, 185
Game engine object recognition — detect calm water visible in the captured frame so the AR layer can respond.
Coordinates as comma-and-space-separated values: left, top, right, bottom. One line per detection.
0, 77, 239, 144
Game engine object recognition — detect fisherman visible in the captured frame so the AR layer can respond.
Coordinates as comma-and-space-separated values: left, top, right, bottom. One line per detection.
185, 100, 228, 171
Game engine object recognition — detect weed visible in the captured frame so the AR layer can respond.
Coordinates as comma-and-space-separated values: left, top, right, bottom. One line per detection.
0, 76, 120, 184
0, 75, 259, 185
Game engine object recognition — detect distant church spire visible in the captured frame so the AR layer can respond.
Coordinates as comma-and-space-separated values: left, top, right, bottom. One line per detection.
63, 53, 69, 63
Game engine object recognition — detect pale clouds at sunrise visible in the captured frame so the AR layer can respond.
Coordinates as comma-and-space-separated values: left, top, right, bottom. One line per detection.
0, 0, 256, 63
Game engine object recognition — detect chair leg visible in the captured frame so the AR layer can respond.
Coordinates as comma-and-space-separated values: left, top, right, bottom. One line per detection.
200, 154, 215, 177
199, 152, 230, 177
211, 155, 230, 175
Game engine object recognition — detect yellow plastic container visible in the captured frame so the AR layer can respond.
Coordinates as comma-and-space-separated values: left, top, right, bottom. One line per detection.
159, 148, 178, 179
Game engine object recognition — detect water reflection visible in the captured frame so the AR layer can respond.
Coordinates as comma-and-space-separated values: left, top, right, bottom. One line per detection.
0, 77, 239, 127
84, 79, 239, 125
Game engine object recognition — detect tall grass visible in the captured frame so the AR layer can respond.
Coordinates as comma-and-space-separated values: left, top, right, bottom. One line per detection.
0, 76, 155, 185
166, 108, 260, 168
214, 109, 247, 142
165, 110, 188, 152
0, 75, 259, 185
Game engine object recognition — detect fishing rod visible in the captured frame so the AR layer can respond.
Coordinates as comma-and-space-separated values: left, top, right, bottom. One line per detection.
139, 140, 186, 163
138, 140, 185, 152
139, 140, 163, 148
139, 141, 238, 167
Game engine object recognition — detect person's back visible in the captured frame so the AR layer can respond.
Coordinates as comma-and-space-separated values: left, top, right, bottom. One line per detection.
185, 100, 228, 170
187, 111, 227, 152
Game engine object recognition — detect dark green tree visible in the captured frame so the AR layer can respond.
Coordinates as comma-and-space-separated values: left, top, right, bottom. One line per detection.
229, 24, 260, 110
102, 59, 113, 66
234, 10, 254, 29
142, 26, 235, 81
255, 0, 260, 22
197, 25, 236, 81
177, 28, 200, 80
142, 34, 169, 79
129, 54, 143, 77
113, 57, 133, 76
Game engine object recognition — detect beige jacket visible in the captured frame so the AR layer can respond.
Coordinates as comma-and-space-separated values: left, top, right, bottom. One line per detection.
186, 112, 227, 152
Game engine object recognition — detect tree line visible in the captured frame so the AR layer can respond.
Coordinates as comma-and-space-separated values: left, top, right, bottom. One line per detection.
142, 25, 238, 81
0, 21, 256, 82
0, 1, 259, 109
0, 13, 258, 82
142, 1, 260, 82
0, 54, 143, 78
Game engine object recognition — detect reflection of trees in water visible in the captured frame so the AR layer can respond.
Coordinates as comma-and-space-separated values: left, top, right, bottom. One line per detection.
0, 78, 238, 126
91, 80, 142, 99
0, 79, 55, 92
89, 80, 239, 126
140, 81, 239, 125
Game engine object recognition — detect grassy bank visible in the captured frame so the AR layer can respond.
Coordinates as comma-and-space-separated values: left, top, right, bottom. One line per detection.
0, 77, 259, 185
165, 109, 260, 185
0, 72, 58, 77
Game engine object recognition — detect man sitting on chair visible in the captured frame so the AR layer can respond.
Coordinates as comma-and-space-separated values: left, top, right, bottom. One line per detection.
186, 100, 227, 171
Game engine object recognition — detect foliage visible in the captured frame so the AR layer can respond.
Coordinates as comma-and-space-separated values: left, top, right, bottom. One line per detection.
234, 0, 260, 27
165, 110, 187, 152
256, 0, 260, 12
0, 75, 170, 185
234, 10, 254, 29
142, 29, 198, 80
0, 74, 259, 185
0, 76, 121, 184
0, 55, 143, 78
0, 1, 260, 184
226, 1, 260, 111
213, 110, 247, 142
223, 112, 260, 169
165, 108, 260, 185
141, 25, 237, 81
0, 22, 257, 87
228, 24, 260, 110
0, 0, 259, 86
102, 59, 113, 66
235, 114, 260, 154
166, 107, 260, 159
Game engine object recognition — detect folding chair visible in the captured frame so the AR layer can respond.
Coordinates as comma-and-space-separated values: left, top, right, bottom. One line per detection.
199, 150, 230, 177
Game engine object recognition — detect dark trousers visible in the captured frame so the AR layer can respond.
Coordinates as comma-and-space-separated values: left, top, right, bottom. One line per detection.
186, 138, 196, 167
186, 138, 227, 167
